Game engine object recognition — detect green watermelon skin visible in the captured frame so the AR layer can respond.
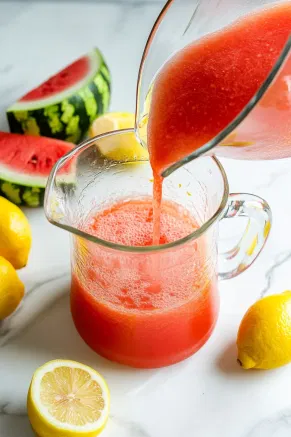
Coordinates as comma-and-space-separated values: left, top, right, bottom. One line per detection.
7, 50, 111, 144
0, 180, 45, 207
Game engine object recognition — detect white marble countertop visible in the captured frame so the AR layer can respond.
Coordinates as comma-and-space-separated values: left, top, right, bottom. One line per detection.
1, 1, 291, 436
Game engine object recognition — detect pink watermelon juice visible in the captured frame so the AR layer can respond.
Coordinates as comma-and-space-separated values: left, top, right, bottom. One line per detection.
148, 2, 291, 174
71, 199, 218, 368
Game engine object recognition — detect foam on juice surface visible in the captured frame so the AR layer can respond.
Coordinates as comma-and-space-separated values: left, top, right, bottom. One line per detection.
80, 199, 209, 312
87, 199, 197, 246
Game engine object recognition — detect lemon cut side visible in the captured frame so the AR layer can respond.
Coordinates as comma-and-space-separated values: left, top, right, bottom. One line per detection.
27, 360, 110, 437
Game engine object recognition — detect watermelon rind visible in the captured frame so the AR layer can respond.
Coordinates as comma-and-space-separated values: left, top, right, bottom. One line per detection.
0, 180, 45, 207
0, 162, 46, 207
0, 163, 73, 207
6, 48, 111, 144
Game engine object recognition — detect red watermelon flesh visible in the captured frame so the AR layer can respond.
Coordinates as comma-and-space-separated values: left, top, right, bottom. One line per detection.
20, 56, 90, 102
0, 132, 74, 176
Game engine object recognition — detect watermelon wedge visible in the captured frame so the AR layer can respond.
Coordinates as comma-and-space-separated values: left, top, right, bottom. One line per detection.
6, 48, 111, 144
0, 132, 74, 207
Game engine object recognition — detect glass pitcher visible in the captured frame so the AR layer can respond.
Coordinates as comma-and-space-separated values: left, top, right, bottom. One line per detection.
44, 130, 271, 368
136, 0, 291, 177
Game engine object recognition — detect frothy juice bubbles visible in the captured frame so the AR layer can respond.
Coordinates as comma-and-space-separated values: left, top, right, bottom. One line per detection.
71, 3, 291, 368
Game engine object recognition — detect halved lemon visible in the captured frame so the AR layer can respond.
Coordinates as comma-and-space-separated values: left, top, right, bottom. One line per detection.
27, 360, 110, 437
90, 112, 149, 161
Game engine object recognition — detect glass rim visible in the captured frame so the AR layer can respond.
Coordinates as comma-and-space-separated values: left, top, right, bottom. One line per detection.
135, 0, 291, 178
45, 128, 229, 253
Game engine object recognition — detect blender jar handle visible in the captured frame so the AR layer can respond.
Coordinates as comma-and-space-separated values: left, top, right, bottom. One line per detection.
218, 193, 272, 280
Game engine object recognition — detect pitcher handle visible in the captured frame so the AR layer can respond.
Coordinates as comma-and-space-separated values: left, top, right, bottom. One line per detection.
218, 193, 272, 280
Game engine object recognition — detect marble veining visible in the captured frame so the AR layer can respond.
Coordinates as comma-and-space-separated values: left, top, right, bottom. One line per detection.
0, 271, 70, 348
244, 410, 291, 437
255, 164, 291, 190
110, 416, 151, 437
259, 250, 291, 298
0, 402, 26, 417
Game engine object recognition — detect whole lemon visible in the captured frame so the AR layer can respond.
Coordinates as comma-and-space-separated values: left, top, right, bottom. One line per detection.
237, 291, 291, 369
0, 256, 24, 319
0, 196, 32, 269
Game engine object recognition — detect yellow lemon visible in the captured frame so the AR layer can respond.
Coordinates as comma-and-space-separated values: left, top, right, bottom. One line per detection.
27, 359, 110, 437
0, 256, 24, 320
237, 291, 291, 369
0, 196, 32, 269
90, 112, 149, 161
